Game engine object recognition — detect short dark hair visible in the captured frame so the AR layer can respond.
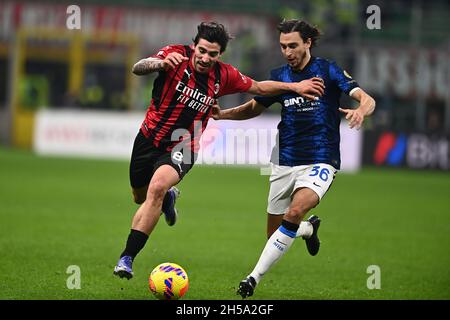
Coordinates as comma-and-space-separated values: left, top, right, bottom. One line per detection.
193, 22, 233, 53
277, 19, 321, 48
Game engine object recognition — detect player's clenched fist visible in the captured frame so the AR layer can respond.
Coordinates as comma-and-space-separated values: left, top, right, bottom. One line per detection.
163, 52, 189, 70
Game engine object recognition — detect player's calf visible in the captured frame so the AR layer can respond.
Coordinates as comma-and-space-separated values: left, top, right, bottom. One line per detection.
286, 188, 321, 255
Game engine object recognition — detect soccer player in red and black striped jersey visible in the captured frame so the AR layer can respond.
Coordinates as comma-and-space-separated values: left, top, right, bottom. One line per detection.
114, 22, 326, 279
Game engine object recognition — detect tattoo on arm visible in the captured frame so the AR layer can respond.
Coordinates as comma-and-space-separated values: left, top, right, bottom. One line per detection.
132, 58, 165, 75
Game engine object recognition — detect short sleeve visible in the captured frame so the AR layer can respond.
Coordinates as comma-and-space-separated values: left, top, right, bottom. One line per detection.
151, 44, 185, 59
253, 69, 280, 108
218, 64, 253, 96
329, 61, 359, 95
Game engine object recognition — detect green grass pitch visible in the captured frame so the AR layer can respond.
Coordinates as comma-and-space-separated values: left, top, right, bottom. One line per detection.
0, 146, 449, 300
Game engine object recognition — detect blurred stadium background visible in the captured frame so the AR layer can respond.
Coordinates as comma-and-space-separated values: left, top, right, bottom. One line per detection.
0, 0, 449, 300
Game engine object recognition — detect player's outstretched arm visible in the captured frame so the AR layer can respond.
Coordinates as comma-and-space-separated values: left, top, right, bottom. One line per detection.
212, 99, 266, 121
132, 57, 166, 75
132, 52, 188, 75
339, 88, 376, 129
247, 78, 325, 100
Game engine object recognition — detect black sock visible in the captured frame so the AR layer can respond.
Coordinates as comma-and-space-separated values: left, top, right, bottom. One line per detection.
120, 229, 149, 259
281, 219, 299, 232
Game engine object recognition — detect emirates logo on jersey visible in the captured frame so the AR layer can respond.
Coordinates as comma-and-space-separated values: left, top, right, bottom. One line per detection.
175, 81, 215, 113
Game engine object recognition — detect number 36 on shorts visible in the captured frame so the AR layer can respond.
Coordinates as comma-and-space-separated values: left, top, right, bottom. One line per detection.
306, 164, 337, 199
309, 165, 332, 182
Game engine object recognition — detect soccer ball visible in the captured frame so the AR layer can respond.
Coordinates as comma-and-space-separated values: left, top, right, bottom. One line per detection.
148, 262, 189, 300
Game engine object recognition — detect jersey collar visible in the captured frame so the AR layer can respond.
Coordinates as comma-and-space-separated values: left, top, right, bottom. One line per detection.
290, 56, 315, 73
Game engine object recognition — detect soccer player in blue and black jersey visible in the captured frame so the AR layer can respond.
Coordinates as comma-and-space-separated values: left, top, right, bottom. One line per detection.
214, 19, 376, 298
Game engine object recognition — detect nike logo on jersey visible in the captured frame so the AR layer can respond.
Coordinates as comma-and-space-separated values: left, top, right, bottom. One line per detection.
313, 182, 321, 187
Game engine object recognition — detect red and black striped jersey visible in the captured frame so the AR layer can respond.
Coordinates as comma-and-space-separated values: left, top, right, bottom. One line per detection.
140, 44, 253, 153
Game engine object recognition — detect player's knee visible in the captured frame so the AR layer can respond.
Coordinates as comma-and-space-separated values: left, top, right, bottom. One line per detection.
286, 205, 309, 220
147, 180, 169, 202
288, 196, 319, 219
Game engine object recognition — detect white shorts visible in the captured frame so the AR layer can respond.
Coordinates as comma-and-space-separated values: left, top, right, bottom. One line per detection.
267, 163, 337, 215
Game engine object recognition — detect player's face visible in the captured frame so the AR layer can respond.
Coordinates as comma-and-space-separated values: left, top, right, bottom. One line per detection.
193, 39, 222, 74
279, 32, 311, 71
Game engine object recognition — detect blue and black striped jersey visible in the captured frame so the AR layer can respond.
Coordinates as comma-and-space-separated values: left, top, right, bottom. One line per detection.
254, 57, 359, 169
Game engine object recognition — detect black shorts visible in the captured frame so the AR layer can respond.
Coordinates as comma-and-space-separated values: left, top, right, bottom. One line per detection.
129, 131, 197, 189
